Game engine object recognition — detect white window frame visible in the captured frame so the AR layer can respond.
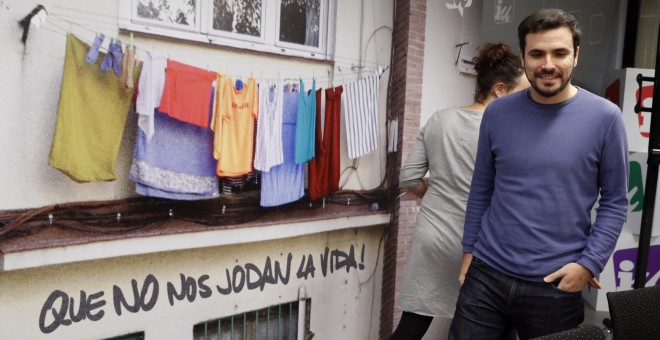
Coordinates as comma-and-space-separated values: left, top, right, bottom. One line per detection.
274, 0, 328, 56
205, 0, 267, 44
129, 0, 201, 33
118, 0, 336, 60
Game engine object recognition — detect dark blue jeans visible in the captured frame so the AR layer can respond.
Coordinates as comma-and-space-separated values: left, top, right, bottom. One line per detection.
449, 257, 584, 340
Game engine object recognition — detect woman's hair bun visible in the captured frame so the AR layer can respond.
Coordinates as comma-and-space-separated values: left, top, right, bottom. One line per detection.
472, 43, 514, 73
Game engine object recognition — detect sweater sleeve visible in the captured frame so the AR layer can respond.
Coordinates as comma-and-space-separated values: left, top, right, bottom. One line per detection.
399, 126, 429, 189
462, 108, 496, 253
579, 112, 629, 275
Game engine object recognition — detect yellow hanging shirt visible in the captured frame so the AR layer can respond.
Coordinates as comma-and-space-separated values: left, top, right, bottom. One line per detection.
211, 75, 258, 177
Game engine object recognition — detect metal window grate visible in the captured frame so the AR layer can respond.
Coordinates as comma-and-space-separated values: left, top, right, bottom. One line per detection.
193, 299, 311, 340
103, 332, 145, 340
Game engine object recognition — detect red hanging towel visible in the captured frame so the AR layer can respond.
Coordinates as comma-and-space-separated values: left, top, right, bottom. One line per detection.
159, 60, 216, 128
308, 86, 343, 201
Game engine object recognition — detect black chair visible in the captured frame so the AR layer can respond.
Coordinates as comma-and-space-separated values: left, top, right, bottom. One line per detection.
606, 285, 660, 340
529, 324, 605, 339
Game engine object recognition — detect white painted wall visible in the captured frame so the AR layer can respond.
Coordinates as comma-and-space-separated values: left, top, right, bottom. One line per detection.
0, 0, 392, 210
420, 0, 478, 128
332, 0, 393, 189
0, 226, 384, 339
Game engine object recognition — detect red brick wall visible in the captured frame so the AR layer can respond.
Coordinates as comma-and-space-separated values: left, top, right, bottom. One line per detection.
380, 0, 426, 338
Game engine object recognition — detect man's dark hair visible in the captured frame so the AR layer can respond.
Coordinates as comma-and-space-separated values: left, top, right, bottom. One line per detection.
518, 8, 581, 56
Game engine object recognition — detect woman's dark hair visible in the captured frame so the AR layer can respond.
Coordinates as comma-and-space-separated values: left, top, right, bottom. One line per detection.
472, 42, 524, 103
517, 8, 581, 56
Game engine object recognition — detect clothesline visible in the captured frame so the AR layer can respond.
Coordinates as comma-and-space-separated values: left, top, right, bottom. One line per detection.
34, 1, 394, 196
43, 10, 389, 84
49, 32, 386, 205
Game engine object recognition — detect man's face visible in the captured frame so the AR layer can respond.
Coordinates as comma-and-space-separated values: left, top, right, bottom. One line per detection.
522, 26, 579, 104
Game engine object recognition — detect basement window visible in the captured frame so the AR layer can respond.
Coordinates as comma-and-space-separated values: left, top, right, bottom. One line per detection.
192, 299, 311, 340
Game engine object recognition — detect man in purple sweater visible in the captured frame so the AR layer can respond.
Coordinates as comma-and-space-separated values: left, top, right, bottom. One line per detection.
449, 9, 629, 339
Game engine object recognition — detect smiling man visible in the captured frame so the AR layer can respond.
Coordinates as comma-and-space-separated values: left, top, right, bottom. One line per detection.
448, 9, 629, 340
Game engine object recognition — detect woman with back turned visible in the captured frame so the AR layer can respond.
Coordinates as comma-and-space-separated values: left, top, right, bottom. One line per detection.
391, 42, 529, 340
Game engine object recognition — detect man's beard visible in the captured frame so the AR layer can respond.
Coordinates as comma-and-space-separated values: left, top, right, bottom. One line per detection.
528, 70, 572, 98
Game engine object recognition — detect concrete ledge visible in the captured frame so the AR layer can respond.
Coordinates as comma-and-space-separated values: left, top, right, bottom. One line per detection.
1, 212, 390, 271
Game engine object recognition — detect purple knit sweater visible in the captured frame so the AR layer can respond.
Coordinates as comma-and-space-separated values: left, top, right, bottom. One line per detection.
463, 87, 629, 282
